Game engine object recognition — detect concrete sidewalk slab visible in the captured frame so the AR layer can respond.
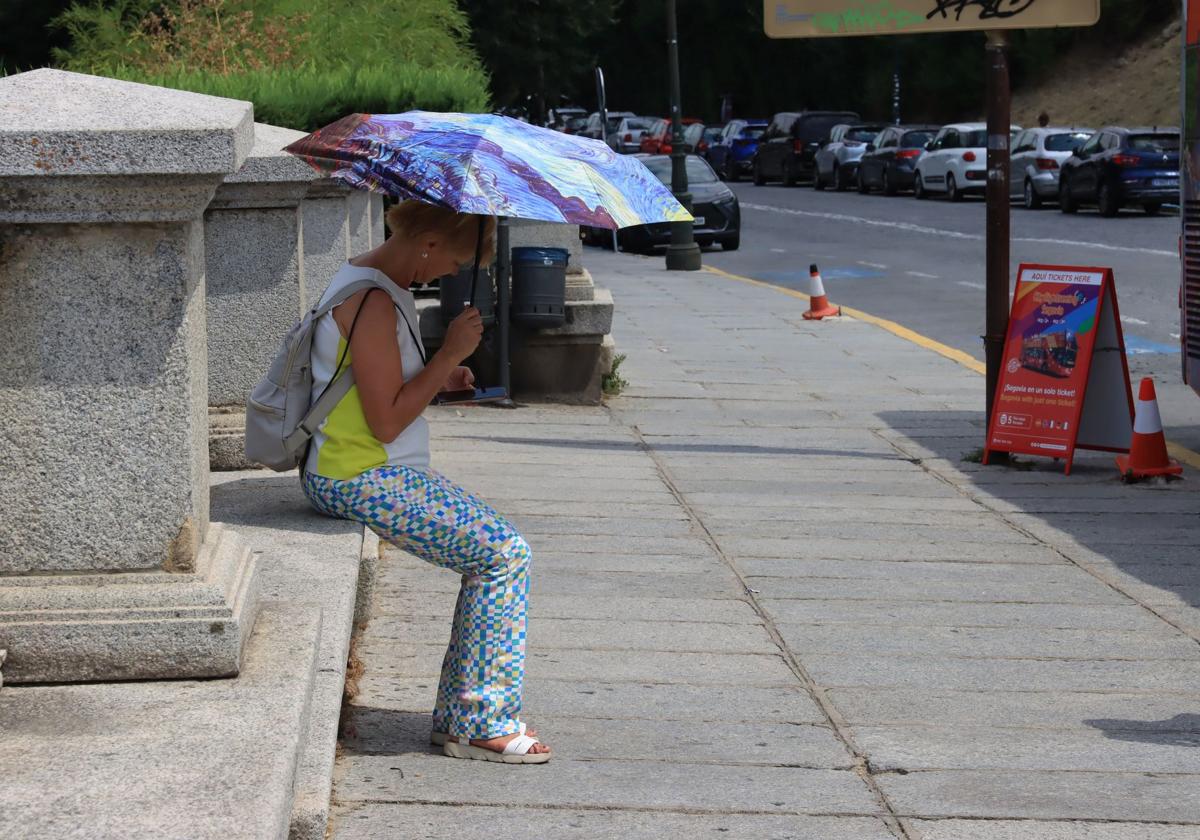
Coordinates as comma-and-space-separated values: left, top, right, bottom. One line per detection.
329, 251, 1200, 838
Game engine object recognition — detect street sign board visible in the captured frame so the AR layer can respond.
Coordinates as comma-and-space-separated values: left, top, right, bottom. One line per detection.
765, 0, 1100, 38
983, 264, 1134, 474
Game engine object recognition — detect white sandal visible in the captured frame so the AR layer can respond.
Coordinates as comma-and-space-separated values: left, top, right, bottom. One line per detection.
442, 732, 551, 764
430, 721, 528, 747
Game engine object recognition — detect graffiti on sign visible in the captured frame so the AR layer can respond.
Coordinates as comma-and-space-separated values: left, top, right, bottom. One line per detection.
926, 0, 1039, 21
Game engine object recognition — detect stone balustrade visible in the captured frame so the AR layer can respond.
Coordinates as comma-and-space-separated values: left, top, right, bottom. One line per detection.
0, 69, 261, 682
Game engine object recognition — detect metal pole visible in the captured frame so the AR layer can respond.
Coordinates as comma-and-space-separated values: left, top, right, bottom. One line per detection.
595, 66, 620, 252
665, 0, 701, 271
495, 217, 515, 408
984, 30, 1011, 438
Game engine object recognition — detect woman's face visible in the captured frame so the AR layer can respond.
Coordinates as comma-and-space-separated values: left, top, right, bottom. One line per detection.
417, 236, 470, 285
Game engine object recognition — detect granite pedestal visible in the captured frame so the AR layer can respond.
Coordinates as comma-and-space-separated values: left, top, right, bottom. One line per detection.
0, 68, 261, 683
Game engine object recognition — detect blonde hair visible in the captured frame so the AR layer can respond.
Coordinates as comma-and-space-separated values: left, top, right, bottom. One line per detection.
385, 200, 496, 265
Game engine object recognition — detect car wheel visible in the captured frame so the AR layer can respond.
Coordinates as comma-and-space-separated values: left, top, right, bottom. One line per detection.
813, 166, 826, 191
1098, 182, 1120, 217
835, 165, 851, 192
752, 158, 766, 186
857, 171, 870, 194
914, 172, 927, 200
947, 173, 962, 202
1144, 202, 1162, 216
1059, 178, 1077, 213
1023, 179, 1042, 210
720, 231, 740, 251
883, 167, 898, 196
725, 159, 739, 183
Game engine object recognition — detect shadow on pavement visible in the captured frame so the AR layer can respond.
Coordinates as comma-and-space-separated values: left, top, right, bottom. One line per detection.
1084, 714, 1200, 746
338, 706, 438, 757
210, 473, 345, 536
448, 433, 914, 462
876, 408, 1200, 611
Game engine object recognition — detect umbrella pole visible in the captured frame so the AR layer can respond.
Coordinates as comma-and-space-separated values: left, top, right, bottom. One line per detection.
495, 216, 515, 408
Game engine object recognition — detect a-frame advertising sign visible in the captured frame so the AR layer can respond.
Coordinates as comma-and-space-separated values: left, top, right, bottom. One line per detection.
983, 264, 1134, 474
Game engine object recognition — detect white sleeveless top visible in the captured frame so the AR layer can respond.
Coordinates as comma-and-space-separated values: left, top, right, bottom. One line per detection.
304, 263, 431, 479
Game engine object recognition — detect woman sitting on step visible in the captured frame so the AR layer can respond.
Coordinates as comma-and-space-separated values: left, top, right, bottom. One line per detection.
301, 200, 550, 764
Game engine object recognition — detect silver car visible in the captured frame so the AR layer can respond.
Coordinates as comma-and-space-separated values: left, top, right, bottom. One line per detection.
814, 123, 885, 191
1010, 126, 1093, 209
608, 116, 656, 154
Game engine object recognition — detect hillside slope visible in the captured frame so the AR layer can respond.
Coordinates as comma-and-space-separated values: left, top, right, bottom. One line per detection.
1011, 16, 1182, 129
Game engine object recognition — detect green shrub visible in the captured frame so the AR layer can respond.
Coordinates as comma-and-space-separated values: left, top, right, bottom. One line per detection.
105, 62, 490, 130
50, 0, 491, 129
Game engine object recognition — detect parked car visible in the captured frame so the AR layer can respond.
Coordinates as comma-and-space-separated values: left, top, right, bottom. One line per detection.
581, 111, 635, 141
639, 117, 702, 154
1058, 126, 1180, 216
547, 106, 586, 132
562, 115, 589, 135
857, 124, 939, 195
1009, 127, 1093, 209
813, 123, 886, 191
706, 119, 768, 181
752, 111, 860, 186
608, 116, 656, 154
913, 122, 1021, 201
583, 154, 740, 251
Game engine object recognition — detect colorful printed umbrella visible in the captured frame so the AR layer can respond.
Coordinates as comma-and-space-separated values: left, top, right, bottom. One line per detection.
284, 111, 692, 229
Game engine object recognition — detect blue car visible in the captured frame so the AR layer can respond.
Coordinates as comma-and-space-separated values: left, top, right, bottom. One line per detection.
705, 119, 767, 182
1058, 126, 1180, 216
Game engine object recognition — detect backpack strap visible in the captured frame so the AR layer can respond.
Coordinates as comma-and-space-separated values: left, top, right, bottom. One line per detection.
286, 274, 403, 456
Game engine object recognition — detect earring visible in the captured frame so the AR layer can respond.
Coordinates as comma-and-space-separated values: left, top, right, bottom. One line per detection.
422, 251, 429, 259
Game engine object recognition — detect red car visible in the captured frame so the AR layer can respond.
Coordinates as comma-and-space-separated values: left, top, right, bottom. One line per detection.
639, 117, 702, 154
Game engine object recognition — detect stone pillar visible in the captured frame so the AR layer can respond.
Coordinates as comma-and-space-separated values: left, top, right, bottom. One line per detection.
0, 69, 261, 683
206, 123, 315, 470
301, 180, 354, 293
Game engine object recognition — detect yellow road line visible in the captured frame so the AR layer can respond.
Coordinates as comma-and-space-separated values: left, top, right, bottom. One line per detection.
702, 264, 1200, 469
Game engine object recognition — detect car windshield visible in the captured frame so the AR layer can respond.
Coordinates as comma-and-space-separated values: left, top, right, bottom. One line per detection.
642, 156, 719, 185
605, 117, 624, 130
627, 117, 654, 130
846, 127, 881, 142
566, 117, 588, 130
1128, 133, 1180, 152
1045, 132, 1090, 152
961, 129, 988, 147
902, 130, 935, 147
740, 126, 766, 139
796, 115, 850, 141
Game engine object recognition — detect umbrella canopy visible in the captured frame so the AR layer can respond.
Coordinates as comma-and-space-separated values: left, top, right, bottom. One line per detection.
285, 111, 692, 230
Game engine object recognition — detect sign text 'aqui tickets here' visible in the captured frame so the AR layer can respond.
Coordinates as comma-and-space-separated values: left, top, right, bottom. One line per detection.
984, 264, 1134, 475
765, 0, 1100, 38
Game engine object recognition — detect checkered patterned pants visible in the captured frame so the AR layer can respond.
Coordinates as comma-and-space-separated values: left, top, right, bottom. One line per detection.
303, 465, 530, 740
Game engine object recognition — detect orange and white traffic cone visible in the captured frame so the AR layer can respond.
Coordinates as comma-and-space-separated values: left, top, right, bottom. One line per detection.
1115, 377, 1183, 480
802, 263, 840, 320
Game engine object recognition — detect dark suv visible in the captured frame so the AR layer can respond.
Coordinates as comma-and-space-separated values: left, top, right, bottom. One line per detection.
1058, 126, 1180, 216
752, 111, 860, 186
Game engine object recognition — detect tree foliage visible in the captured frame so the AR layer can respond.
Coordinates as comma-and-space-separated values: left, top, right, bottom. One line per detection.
471, 0, 1179, 124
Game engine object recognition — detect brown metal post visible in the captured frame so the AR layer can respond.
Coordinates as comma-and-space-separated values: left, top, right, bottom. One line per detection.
984, 30, 1011, 435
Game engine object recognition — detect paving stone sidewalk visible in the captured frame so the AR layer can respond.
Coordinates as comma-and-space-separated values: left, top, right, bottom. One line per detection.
329, 250, 1200, 840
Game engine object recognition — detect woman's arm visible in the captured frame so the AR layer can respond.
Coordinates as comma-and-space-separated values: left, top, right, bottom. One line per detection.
337, 289, 482, 442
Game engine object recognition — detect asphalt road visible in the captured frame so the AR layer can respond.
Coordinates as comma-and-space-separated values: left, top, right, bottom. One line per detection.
684, 179, 1200, 456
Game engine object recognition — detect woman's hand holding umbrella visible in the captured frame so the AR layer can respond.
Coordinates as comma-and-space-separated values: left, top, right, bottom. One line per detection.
441, 307, 483, 365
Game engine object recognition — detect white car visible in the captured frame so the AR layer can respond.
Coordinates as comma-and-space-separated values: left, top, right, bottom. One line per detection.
607, 116, 656, 154
1009, 126, 1093, 209
914, 122, 1022, 201
813, 123, 886, 191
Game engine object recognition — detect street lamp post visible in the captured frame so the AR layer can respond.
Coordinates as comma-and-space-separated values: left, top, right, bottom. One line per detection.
665, 0, 700, 271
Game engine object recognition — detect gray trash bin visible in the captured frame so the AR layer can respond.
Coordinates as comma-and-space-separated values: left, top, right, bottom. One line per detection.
511, 246, 567, 328
439, 264, 496, 326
